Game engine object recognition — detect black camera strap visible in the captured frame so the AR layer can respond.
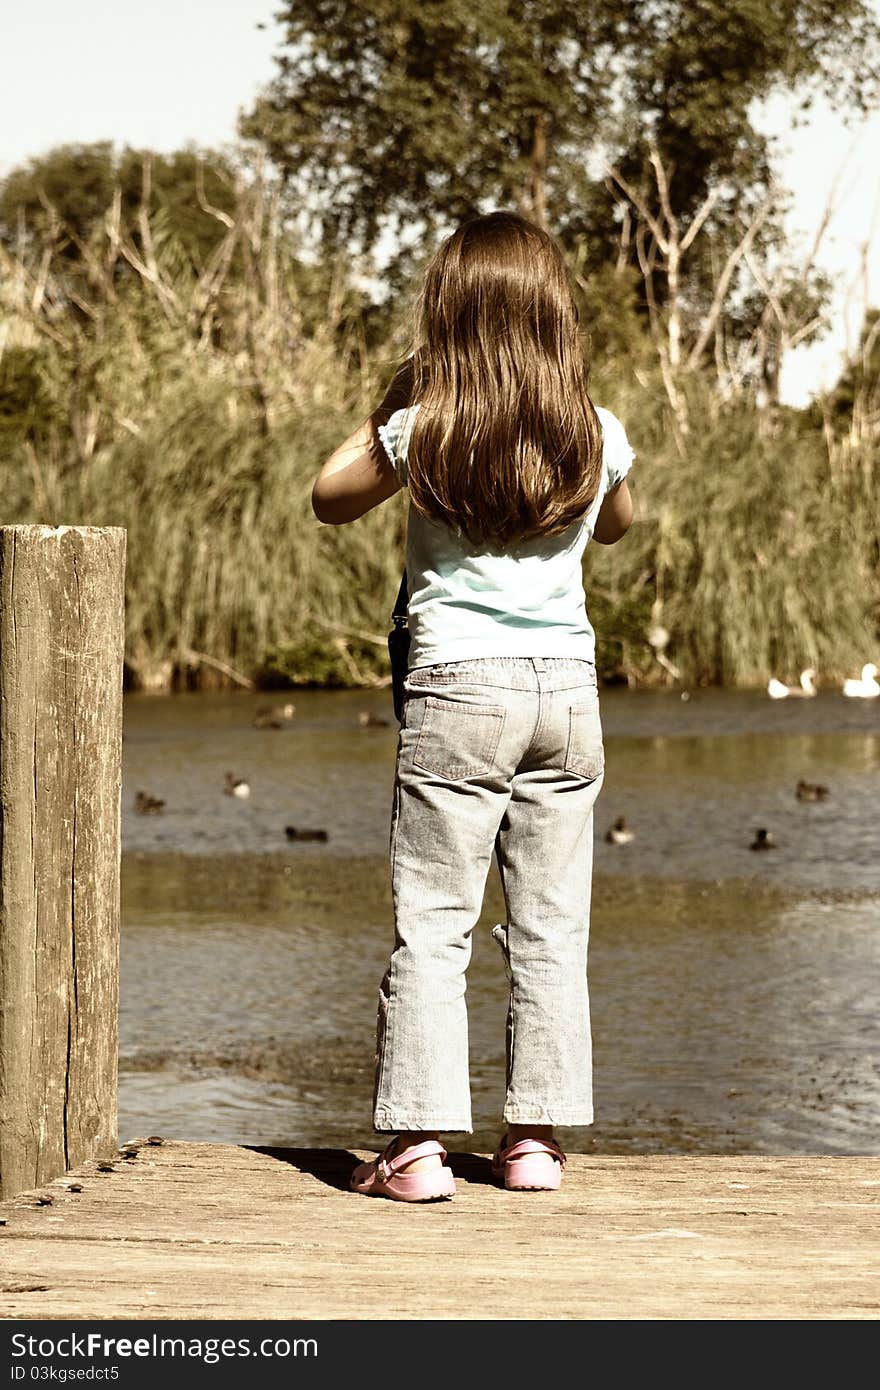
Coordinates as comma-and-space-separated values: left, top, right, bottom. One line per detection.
392, 568, 408, 626
387, 569, 410, 723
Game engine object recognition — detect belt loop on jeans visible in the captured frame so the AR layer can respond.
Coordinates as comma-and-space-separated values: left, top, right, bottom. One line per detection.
532, 656, 547, 671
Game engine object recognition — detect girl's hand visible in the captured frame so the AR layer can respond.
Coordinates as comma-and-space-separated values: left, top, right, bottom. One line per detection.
311, 358, 414, 525
592, 479, 633, 544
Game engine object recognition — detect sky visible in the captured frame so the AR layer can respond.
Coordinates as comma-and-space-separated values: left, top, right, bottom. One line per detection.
2, 1, 879, 406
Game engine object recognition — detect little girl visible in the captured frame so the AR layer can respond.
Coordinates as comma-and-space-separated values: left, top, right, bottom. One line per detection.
312, 211, 634, 1200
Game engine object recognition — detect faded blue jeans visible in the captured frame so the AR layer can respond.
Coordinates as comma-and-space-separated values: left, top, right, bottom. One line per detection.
372, 655, 605, 1133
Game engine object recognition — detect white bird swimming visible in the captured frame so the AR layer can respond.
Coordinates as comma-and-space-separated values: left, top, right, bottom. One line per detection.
842, 663, 879, 698
767, 669, 817, 699
224, 772, 251, 797
605, 816, 634, 845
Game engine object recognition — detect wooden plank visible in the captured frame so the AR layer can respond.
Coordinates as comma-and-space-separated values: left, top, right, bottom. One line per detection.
1, 1142, 878, 1319
0, 525, 126, 1197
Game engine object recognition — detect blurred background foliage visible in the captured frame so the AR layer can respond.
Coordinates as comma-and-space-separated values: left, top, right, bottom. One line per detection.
0, 0, 878, 691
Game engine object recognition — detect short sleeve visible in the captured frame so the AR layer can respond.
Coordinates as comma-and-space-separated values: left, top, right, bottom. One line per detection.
377, 404, 419, 487
598, 408, 635, 491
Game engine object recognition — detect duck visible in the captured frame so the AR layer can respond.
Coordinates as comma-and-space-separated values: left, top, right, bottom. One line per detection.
134, 790, 165, 814
358, 711, 390, 728
842, 663, 879, 698
767, 669, 817, 699
796, 779, 830, 802
749, 828, 776, 851
224, 772, 251, 798
605, 816, 634, 845
253, 702, 296, 729
284, 825, 329, 842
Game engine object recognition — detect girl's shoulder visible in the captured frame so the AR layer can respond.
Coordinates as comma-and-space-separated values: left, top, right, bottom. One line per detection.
593, 404, 635, 491
593, 402, 627, 438
377, 403, 421, 485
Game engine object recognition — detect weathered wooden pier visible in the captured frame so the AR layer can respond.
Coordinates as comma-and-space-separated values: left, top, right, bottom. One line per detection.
0, 524, 877, 1321
1, 1140, 878, 1319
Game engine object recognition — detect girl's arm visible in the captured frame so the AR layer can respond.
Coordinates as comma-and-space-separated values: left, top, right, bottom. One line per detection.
311, 418, 400, 525
311, 358, 414, 525
591, 479, 634, 545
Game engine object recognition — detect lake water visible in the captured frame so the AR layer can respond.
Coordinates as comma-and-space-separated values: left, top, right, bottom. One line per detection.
119, 686, 880, 1156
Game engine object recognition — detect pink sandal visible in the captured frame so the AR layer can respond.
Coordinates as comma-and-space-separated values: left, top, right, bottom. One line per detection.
350, 1139, 456, 1202
491, 1135, 566, 1191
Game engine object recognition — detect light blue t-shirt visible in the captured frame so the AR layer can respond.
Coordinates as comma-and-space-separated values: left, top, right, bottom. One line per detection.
377, 403, 634, 670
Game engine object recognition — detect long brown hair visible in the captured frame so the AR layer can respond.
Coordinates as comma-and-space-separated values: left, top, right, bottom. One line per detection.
403, 211, 603, 548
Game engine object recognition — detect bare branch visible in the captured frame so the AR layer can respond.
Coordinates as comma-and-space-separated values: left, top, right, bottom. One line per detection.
686, 193, 776, 372
116, 237, 180, 321
130, 154, 181, 319
194, 160, 235, 229
743, 247, 788, 332
861, 312, 880, 366
64, 287, 99, 322
680, 185, 720, 253
103, 186, 122, 273
604, 168, 668, 251
180, 648, 254, 689
788, 316, 824, 350
647, 142, 675, 238
31, 246, 53, 315
615, 203, 632, 274
634, 224, 662, 346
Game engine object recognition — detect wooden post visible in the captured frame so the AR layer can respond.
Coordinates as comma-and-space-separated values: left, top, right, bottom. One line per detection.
0, 525, 126, 1198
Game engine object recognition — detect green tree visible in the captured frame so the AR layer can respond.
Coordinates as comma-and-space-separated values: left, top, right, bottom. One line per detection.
592, 2, 878, 398
0, 142, 243, 274
240, 0, 880, 290
240, 1, 624, 275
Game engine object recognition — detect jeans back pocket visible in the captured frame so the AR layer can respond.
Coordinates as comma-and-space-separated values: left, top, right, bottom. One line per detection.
413, 696, 505, 780
564, 701, 605, 780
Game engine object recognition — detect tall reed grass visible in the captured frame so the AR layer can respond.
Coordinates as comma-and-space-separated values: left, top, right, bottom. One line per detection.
585, 370, 878, 685
1, 165, 876, 691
